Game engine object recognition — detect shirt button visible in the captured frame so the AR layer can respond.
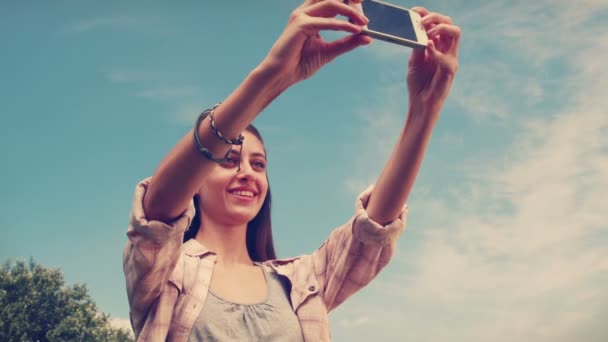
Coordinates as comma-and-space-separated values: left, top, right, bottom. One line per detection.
308, 285, 315, 292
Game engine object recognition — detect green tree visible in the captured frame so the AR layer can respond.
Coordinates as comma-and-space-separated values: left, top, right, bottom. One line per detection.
0, 258, 134, 342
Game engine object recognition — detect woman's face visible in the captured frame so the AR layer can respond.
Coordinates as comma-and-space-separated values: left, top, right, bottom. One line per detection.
198, 130, 268, 226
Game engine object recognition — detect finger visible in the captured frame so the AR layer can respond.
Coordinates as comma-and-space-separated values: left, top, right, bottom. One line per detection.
442, 32, 460, 56
345, 0, 364, 18
301, 17, 364, 35
426, 23, 461, 39
427, 40, 458, 74
304, 0, 368, 25
421, 12, 453, 29
450, 33, 461, 55
411, 6, 430, 17
409, 44, 427, 67
426, 41, 452, 91
426, 39, 439, 60
325, 33, 371, 61
428, 58, 456, 100
426, 24, 461, 54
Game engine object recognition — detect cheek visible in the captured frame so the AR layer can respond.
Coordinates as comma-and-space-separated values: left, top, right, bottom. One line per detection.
258, 178, 269, 198
199, 191, 220, 210
203, 169, 233, 193
199, 180, 226, 206
258, 189, 268, 204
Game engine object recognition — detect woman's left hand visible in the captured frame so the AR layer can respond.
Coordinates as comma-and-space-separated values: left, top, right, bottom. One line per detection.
407, 7, 461, 117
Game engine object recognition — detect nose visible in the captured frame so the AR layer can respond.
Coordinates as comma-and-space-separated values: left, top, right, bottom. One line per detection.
236, 161, 254, 182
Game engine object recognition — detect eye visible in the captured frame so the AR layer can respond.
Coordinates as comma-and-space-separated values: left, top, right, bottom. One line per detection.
252, 160, 266, 170
220, 157, 238, 167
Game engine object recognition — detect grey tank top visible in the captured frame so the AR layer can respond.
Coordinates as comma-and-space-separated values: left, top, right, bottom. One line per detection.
188, 268, 304, 341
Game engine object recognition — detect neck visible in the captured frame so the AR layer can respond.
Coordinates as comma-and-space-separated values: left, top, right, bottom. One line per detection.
194, 215, 252, 265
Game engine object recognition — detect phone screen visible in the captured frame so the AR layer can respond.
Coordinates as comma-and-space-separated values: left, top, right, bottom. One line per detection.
362, 1, 417, 41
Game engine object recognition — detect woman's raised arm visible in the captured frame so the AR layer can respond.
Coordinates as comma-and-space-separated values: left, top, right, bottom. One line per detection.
143, 0, 371, 223
366, 7, 462, 225
142, 67, 285, 223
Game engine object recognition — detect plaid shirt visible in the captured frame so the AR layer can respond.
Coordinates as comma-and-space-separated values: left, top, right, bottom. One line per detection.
123, 178, 407, 341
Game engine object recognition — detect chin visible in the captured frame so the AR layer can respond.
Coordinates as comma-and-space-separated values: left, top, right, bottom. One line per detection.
225, 209, 258, 225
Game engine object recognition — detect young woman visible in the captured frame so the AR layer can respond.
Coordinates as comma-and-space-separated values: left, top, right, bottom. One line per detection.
123, 1, 461, 341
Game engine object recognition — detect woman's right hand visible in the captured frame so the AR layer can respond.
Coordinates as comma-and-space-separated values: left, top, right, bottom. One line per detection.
260, 0, 371, 87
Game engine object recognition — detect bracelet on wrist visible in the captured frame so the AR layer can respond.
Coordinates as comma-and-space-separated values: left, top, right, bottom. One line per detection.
193, 103, 245, 171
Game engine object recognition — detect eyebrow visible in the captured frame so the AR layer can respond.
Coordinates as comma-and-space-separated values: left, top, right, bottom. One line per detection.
251, 152, 267, 160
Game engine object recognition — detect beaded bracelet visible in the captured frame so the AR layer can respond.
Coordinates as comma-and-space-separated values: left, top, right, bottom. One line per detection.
209, 103, 244, 146
193, 104, 245, 170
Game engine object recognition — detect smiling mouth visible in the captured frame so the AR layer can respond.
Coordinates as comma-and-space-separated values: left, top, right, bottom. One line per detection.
228, 190, 256, 198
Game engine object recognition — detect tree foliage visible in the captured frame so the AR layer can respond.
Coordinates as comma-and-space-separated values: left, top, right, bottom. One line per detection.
0, 258, 133, 342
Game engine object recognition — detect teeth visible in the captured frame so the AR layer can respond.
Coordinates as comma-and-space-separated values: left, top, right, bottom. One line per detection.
232, 190, 254, 197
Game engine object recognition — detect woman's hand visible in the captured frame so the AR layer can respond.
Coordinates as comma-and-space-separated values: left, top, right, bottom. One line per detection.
407, 7, 461, 117
260, 0, 371, 88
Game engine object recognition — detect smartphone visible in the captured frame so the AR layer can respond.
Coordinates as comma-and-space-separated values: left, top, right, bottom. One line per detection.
347, 0, 428, 49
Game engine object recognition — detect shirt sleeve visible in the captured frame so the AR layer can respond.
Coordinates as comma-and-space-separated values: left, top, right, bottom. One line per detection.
122, 177, 196, 332
312, 185, 408, 312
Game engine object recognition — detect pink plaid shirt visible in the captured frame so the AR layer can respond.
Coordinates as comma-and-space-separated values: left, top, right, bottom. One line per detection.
123, 178, 407, 341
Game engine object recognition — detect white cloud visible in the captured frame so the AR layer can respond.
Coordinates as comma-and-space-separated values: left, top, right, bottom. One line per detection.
342, 83, 407, 195
338, 315, 370, 328
102, 68, 208, 124
109, 317, 134, 337
135, 86, 202, 101
362, 39, 411, 60
438, 131, 464, 147
171, 102, 209, 125
104, 69, 180, 84
334, 1, 608, 341
61, 14, 170, 35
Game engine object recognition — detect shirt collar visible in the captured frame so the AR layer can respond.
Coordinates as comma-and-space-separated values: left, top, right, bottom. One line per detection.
183, 239, 212, 257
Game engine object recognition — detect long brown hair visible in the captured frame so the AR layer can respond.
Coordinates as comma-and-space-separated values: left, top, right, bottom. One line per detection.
183, 124, 276, 261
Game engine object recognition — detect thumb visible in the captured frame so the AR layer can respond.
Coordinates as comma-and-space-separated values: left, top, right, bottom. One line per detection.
410, 45, 426, 66
409, 41, 429, 67
426, 39, 438, 58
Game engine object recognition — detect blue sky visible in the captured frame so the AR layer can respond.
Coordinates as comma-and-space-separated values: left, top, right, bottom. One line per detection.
2, 0, 607, 341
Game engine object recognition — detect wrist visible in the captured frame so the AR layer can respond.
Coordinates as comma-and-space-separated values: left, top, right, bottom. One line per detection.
407, 101, 441, 128
250, 60, 293, 95
211, 63, 290, 132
